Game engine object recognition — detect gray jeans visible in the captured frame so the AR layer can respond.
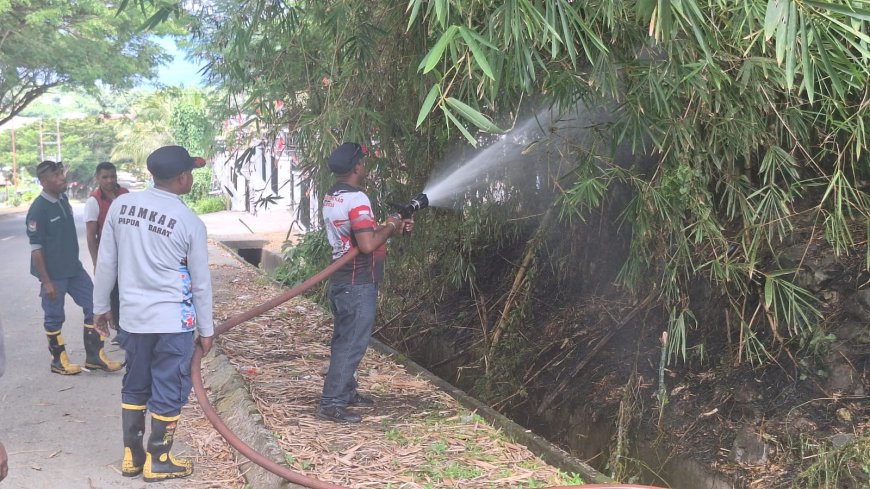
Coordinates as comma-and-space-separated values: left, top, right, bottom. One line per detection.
320, 282, 378, 408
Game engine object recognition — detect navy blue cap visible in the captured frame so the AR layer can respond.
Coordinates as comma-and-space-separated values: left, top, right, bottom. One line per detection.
328, 142, 367, 174
147, 145, 206, 180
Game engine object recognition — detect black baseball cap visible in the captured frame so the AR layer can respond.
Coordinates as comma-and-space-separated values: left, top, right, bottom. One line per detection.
327, 142, 367, 174
147, 145, 206, 179
36, 160, 64, 177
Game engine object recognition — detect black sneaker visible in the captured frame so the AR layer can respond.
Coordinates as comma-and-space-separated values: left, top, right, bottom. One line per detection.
348, 393, 374, 407
316, 406, 361, 424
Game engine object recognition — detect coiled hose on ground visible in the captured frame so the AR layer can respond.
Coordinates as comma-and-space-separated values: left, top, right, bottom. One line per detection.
190, 247, 664, 489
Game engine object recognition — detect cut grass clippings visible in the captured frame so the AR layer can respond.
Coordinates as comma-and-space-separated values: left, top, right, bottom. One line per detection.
191, 242, 578, 489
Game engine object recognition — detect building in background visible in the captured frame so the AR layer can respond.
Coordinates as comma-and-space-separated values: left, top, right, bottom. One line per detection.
212, 117, 319, 231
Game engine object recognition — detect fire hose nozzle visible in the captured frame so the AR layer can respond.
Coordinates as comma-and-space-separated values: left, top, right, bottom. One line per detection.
390, 193, 428, 219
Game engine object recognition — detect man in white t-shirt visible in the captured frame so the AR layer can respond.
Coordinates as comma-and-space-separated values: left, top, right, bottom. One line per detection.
83, 162, 129, 344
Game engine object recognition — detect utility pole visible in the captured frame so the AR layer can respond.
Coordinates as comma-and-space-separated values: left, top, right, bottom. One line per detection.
39, 119, 45, 161
11, 126, 18, 191
56, 118, 61, 161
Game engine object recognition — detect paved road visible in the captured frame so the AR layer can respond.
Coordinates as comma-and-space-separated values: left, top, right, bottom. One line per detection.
0, 203, 293, 488
0, 205, 160, 489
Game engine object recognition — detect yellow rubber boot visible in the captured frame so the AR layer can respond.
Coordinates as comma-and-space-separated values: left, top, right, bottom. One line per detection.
83, 324, 122, 372
121, 404, 147, 477
143, 413, 193, 482
46, 331, 81, 375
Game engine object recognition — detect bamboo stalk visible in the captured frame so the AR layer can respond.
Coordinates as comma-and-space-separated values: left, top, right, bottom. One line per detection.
535, 290, 656, 416
490, 208, 555, 349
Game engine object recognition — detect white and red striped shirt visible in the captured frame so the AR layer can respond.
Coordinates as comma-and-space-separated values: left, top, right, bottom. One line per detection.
323, 183, 386, 284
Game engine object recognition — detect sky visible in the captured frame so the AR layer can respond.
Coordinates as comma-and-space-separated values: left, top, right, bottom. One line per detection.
152, 36, 206, 87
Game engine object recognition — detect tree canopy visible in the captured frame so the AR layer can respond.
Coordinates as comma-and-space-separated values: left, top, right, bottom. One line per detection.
0, 0, 167, 126
115, 2, 870, 481
130, 0, 870, 372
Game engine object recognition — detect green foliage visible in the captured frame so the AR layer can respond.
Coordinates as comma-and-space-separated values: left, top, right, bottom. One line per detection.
183, 167, 215, 204
272, 230, 332, 303
0, 117, 123, 196
384, 428, 408, 446
111, 88, 218, 174
127, 0, 870, 383
19, 90, 103, 119
558, 472, 585, 485
178, 167, 225, 213
169, 100, 214, 157
793, 432, 870, 488
0, 0, 166, 125
192, 196, 226, 215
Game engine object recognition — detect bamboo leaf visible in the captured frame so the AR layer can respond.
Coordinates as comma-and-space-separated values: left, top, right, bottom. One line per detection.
764, 0, 787, 41
785, 1, 798, 88
434, 0, 447, 28
416, 84, 441, 128
816, 38, 845, 98
406, 0, 423, 31
805, 0, 870, 22
681, 0, 714, 59
459, 27, 495, 80
555, 0, 578, 65
655, 0, 673, 41
460, 27, 499, 50
799, 12, 815, 101
764, 275, 775, 309
442, 105, 478, 146
419, 25, 458, 73
775, 4, 789, 64
445, 97, 503, 132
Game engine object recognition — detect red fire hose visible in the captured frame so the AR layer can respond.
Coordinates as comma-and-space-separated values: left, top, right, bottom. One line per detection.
190, 246, 665, 489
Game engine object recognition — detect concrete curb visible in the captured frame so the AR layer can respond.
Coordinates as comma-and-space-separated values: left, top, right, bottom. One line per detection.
207, 242, 303, 489
208, 240, 612, 487
201, 352, 303, 488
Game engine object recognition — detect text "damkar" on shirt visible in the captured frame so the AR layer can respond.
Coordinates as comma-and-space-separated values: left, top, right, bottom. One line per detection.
117, 204, 177, 237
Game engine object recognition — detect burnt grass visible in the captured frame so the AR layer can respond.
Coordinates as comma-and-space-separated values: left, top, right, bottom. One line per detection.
378, 210, 870, 488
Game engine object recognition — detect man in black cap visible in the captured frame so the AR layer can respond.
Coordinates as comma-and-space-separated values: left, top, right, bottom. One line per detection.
93, 145, 214, 481
26, 160, 122, 375
317, 142, 414, 423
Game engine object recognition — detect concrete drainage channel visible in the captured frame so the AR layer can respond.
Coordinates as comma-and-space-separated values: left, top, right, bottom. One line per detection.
214, 239, 612, 488
222, 239, 285, 274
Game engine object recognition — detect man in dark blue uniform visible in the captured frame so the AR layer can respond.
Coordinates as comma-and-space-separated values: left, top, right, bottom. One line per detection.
26, 160, 121, 375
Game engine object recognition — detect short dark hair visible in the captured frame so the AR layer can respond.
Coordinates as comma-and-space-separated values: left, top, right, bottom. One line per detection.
95, 161, 116, 174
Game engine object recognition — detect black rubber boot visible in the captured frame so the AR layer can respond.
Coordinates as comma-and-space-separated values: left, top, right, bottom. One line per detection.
83, 324, 122, 372
121, 405, 147, 477
46, 331, 81, 375
143, 414, 193, 482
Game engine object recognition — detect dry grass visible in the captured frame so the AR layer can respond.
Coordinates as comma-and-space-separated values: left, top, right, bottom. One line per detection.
171, 244, 573, 488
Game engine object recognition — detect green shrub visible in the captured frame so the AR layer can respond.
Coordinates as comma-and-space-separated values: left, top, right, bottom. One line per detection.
182, 167, 214, 206
193, 196, 227, 214
272, 230, 332, 304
